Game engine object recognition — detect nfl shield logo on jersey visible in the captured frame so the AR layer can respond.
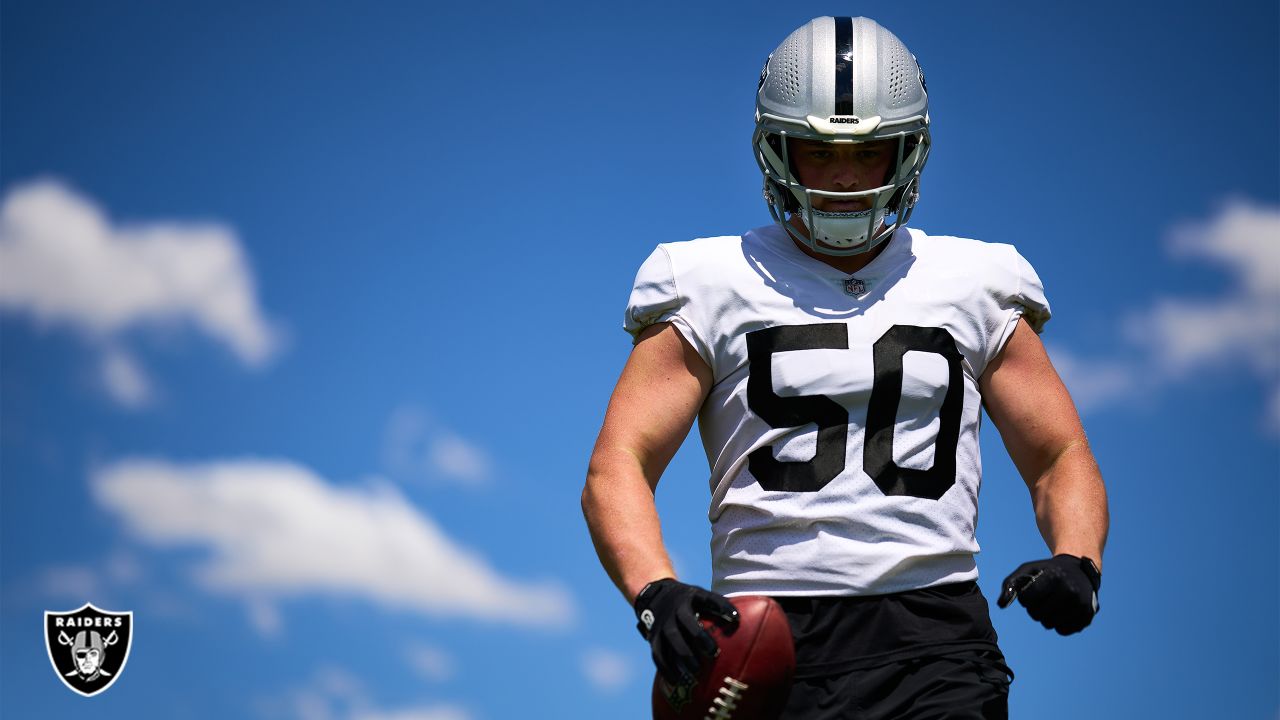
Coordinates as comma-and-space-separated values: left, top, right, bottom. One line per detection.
843, 277, 866, 295
45, 603, 134, 697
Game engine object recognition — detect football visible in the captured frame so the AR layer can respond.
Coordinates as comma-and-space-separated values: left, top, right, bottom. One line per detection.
651, 595, 795, 720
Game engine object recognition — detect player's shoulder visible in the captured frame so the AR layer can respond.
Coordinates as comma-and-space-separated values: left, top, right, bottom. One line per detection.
905, 227, 1043, 291
639, 227, 781, 285
651, 232, 749, 270
905, 227, 1050, 330
906, 227, 1030, 267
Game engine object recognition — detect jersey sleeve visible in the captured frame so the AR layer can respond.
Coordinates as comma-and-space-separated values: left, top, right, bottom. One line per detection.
622, 245, 713, 366
986, 244, 1052, 368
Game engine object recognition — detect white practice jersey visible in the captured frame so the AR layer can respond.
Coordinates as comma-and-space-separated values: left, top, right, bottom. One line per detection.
624, 224, 1050, 598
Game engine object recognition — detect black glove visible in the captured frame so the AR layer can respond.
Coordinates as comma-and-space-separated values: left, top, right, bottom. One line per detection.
997, 554, 1101, 635
634, 578, 740, 684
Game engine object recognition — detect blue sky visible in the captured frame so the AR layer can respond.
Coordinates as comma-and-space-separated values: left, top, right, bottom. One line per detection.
2, 2, 1277, 718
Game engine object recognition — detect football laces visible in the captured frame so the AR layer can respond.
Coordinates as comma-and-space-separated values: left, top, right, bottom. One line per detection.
704, 677, 749, 720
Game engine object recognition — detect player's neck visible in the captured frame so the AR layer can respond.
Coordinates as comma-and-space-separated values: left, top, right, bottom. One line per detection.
787, 218, 891, 275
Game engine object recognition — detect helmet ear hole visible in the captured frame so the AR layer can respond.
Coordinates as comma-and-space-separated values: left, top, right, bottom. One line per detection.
765, 178, 800, 214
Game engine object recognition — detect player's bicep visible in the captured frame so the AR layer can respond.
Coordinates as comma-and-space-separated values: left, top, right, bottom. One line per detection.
980, 317, 1087, 484
592, 322, 713, 489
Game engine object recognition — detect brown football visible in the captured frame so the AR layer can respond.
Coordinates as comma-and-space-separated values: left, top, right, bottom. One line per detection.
651, 595, 795, 720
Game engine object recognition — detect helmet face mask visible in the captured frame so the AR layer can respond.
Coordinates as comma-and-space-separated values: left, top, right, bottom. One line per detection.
754, 17, 931, 257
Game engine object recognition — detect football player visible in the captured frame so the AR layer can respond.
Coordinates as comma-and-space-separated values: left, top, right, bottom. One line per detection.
583, 16, 1109, 718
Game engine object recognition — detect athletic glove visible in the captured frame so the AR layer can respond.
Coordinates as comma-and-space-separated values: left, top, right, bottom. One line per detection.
634, 578, 740, 685
997, 554, 1101, 635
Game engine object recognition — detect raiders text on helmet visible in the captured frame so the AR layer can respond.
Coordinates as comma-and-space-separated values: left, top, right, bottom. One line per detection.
754, 16, 931, 256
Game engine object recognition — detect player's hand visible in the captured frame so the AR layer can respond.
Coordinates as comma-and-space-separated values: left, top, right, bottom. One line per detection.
997, 554, 1101, 635
634, 578, 740, 685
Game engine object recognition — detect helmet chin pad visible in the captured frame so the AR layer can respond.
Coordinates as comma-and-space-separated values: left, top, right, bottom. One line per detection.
787, 206, 892, 256
809, 207, 885, 249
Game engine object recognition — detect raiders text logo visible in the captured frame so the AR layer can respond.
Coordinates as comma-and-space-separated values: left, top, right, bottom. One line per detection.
45, 603, 134, 697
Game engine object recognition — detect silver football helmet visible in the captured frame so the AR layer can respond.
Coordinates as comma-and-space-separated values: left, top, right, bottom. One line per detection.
754, 16, 931, 256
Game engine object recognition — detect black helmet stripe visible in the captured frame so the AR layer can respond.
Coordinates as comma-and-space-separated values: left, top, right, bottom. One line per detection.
834, 16, 854, 116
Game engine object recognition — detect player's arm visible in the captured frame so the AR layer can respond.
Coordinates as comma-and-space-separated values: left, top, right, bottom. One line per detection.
981, 317, 1110, 633
582, 321, 713, 604
583, 322, 739, 682
981, 317, 1109, 565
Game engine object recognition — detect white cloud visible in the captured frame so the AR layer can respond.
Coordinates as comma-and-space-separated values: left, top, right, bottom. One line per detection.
256, 665, 368, 720
39, 565, 102, 599
1139, 201, 1279, 373
1169, 200, 1280, 299
382, 406, 492, 487
92, 457, 573, 628
294, 695, 336, 720
313, 666, 366, 706
404, 643, 455, 683
428, 433, 491, 484
30, 552, 141, 610
0, 179, 282, 404
351, 708, 472, 720
100, 345, 156, 408
1050, 200, 1280, 433
247, 597, 284, 639
581, 648, 632, 693
254, 666, 472, 720
1044, 344, 1139, 413
105, 550, 144, 585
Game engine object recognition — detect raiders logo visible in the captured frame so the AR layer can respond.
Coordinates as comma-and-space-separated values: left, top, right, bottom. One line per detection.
44, 603, 134, 697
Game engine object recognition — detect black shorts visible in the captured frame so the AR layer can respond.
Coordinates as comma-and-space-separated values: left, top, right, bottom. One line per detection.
780, 648, 1012, 719
772, 582, 1014, 719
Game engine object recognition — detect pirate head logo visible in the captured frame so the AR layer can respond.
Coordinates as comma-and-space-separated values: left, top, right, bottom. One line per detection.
45, 603, 133, 697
